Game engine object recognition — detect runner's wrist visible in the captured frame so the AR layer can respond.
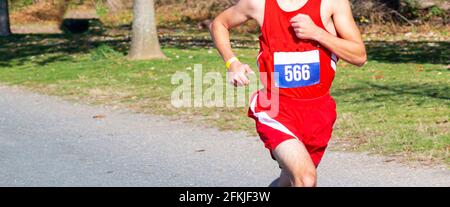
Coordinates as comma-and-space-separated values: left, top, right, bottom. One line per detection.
314, 28, 327, 42
225, 56, 240, 70
227, 60, 242, 71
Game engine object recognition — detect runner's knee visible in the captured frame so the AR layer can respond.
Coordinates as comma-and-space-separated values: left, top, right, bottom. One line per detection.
291, 170, 316, 187
301, 171, 317, 187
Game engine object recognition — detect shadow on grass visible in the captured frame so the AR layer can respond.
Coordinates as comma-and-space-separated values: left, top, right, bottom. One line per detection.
333, 81, 450, 106
0, 24, 449, 67
0, 19, 128, 68
366, 41, 449, 65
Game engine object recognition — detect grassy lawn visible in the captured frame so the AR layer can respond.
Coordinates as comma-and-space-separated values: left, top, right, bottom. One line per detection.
0, 29, 449, 166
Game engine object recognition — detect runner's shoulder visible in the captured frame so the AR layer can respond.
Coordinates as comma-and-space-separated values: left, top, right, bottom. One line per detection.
236, 0, 264, 14
325, 0, 352, 14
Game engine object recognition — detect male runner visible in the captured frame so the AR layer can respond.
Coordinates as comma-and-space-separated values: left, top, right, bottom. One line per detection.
210, 0, 366, 187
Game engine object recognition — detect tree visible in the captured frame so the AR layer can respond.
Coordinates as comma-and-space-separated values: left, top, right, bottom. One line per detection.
0, 0, 11, 36
128, 0, 165, 60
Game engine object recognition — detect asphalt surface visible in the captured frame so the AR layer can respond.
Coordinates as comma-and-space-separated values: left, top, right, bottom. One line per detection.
0, 85, 449, 187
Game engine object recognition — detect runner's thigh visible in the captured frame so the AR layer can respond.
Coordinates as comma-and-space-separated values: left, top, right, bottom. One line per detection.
272, 139, 315, 176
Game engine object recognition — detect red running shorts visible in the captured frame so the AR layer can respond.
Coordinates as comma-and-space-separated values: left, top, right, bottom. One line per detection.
248, 90, 337, 167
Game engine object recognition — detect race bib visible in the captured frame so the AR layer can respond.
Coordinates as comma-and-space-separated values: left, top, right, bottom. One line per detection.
274, 50, 320, 88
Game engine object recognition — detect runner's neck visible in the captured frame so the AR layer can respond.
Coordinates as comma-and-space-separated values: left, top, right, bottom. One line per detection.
275, 0, 309, 13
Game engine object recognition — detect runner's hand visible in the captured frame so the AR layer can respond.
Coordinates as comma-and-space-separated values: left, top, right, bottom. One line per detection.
290, 14, 321, 40
227, 61, 254, 87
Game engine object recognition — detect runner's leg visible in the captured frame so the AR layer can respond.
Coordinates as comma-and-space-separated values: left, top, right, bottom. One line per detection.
272, 139, 317, 187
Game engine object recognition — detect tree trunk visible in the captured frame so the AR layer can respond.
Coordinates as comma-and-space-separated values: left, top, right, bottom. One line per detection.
128, 0, 165, 60
0, 0, 11, 36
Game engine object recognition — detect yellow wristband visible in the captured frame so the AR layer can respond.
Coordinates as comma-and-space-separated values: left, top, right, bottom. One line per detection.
225, 57, 239, 69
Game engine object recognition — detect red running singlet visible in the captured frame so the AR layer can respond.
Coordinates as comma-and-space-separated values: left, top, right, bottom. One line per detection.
257, 0, 338, 99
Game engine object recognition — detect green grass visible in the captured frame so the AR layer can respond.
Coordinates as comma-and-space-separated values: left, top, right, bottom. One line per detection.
332, 61, 449, 163
0, 32, 449, 165
10, 0, 34, 11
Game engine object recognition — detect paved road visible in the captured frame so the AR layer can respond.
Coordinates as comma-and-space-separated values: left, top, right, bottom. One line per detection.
0, 85, 449, 187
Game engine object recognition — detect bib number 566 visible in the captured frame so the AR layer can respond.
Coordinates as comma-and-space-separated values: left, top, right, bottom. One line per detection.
284, 65, 310, 82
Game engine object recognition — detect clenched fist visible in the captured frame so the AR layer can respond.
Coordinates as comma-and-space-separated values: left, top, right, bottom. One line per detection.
290, 14, 322, 40
227, 61, 254, 87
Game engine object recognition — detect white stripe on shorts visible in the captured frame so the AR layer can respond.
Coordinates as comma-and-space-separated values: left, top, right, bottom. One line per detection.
250, 94, 299, 140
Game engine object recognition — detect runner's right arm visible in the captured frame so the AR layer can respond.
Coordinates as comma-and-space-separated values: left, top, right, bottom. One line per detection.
210, 0, 258, 86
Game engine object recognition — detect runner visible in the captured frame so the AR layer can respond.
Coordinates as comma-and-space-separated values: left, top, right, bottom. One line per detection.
210, 0, 367, 187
